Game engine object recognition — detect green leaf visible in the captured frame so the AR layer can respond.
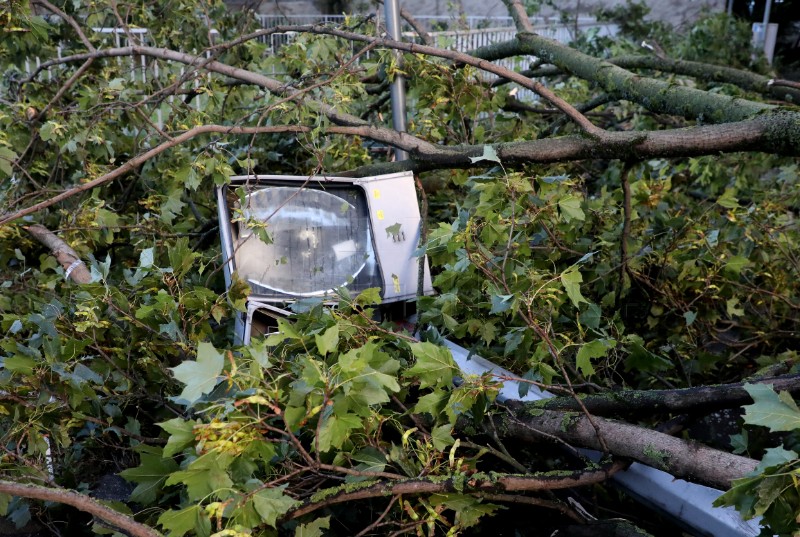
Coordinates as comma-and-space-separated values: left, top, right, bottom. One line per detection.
724, 255, 749, 277
623, 335, 672, 373
160, 188, 185, 224
579, 303, 602, 330
119, 445, 178, 505
489, 293, 513, 314
315, 324, 339, 356
170, 342, 225, 405
431, 494, 502, 529
405, 342, 457, 389
175, 164, 201, 191
164, 452, 233, 501
431, 423, 455, 450
558, 195, 585, 222
413, 389, 449, 417
139, 247, 155, 269
743, 384, 800, 432
348, 447, 387, 481
726, 297, 745, 317
575, 338, 616, 377
4, 355, 35, 375
754, 446, 798, 474
158, 505, 210, 537
717, 188, 740, 209
159, 418, 197, 458
469, 145, 501, 164
253, 486, 300, 527
317, 413, 362, 452
355, 287, 382, 306
167, 237, 200, 280
560, 267, 589, 308
0, 147, 17, 178
295, 516, 330, 537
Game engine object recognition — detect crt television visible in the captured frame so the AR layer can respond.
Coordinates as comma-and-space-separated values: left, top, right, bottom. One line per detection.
217, 171, 433, 311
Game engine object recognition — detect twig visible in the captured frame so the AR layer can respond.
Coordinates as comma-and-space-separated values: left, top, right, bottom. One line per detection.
479, 493, 584, 523
37, 58, 95, 122
354, 496, 399, 537
31, 0, 95, 52
615, 162, 634, 308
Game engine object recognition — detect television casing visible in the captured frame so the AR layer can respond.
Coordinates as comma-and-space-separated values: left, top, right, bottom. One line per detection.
216, 171, 434, 344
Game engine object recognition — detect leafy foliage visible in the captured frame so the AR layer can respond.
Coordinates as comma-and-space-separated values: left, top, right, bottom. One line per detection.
1, 1, 799, 535
716, 385, 800, 536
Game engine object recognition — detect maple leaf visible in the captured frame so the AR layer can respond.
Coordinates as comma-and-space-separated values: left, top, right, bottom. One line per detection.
170, 342, 225, 405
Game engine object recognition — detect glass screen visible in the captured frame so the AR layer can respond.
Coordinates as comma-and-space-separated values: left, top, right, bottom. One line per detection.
233, 185, 382, 298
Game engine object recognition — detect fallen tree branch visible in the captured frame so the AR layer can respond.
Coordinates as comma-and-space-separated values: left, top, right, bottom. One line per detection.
7, 113, 798, 226
0, 479, 161, 537
0, 124, 434, 227
25, 224, 91, 283
285, 461, 626, 520
529, 374, 800, 417
469, 33, 772, 123
399, 7, 433, 46
499, 402, 757, 490
493, 55, 800, 103
24, 34, 601, 136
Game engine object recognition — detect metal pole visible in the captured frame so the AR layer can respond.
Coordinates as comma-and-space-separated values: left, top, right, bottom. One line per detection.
761, 0, 773, 47
727, 0, 733, 15
384, 0, 409, 162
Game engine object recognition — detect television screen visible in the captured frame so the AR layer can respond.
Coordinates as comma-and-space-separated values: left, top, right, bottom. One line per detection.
217, 172, 433, 304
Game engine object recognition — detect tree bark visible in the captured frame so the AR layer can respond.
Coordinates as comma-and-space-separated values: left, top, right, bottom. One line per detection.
0, 480, 160, 537
469, 33, 771, 123
25, 224, 92, 284
498, 402, 757, 490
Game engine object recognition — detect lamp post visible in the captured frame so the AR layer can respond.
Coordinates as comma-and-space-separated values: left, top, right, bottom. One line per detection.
383, 0, 409, 162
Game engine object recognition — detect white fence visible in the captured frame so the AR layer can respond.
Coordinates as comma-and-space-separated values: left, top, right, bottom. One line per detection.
256, 13, 612, 33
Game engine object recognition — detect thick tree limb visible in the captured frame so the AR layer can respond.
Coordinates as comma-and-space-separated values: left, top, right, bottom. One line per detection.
0, 479, 160, 537
469, 33, 772, 123
25, 224, 91, 283
344, 113, 799, 176
5, 111, 799, 226
529, 374, 800, 417
285, 461, 626, 520
499, 402, 757, 490
495, 55, 800, 103
608, 55, 800, 103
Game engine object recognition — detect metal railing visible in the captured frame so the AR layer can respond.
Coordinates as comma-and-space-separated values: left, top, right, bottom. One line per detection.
256, 13, 610, 32
13, 18, 618, 127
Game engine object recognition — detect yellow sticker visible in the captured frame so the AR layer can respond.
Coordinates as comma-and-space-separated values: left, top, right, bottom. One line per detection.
373, 189, 381, 199
392, 274, 401, 293
376, 210, 384, 220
